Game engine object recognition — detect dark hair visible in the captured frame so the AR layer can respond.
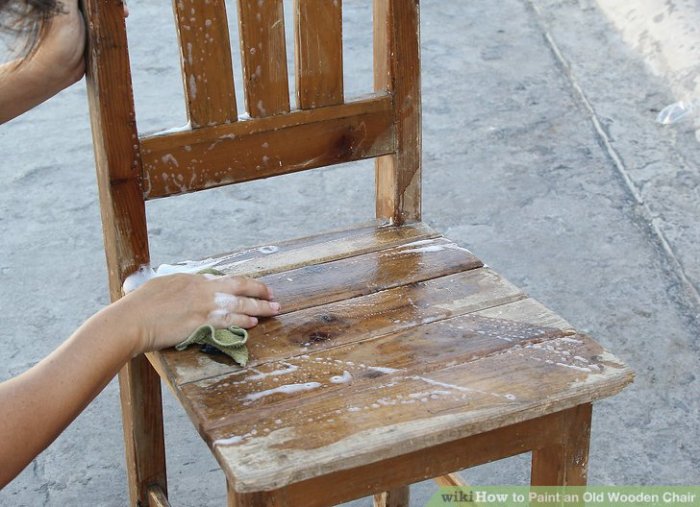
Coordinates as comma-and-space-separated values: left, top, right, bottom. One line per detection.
0, 0, 61, 58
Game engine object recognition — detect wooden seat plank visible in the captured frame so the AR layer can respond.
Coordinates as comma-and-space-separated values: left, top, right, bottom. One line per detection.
259, 237, 483, 314
204, 222, 442, 278
232, 406, 589, 507
208, 333, 632, 493
173, 0, 237, 127
176, 298, 575, 427
154, 267, 524, 386
147, 221, 438, 278
151, 236, 483, 386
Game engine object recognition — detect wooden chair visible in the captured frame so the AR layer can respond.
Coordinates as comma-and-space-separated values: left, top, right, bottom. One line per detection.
82, 0, 633, 505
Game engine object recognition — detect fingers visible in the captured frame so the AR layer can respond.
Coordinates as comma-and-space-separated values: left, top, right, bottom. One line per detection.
214, 293, 280, 317
206, 276, 280, 329
215, 276, 274, 301
208, 309, 259, 329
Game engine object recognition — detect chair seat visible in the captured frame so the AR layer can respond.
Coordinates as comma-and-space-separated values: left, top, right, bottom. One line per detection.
149, 222, 633, 495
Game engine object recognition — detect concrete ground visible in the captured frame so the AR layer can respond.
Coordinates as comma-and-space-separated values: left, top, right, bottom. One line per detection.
1, 0, 698, 505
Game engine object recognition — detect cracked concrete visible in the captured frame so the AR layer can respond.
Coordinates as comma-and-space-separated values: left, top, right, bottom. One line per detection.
1, 0, 698, 505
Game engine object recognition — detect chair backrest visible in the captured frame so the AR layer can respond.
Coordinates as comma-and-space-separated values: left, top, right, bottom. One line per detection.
82, 0, 421, 301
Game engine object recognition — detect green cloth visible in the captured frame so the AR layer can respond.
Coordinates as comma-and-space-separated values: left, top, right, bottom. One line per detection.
174, 268, 250, 367
176, 324, 249, 366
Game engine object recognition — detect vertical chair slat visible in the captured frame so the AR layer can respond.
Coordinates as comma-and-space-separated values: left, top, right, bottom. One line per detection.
238, 0, 290, 117
294, 0, 344, 109
173, 0, 237, 127
374, 0, 422, 225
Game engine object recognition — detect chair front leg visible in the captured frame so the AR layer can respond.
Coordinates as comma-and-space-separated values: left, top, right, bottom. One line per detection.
531, 403, 592, 486
373, 485, 410, 507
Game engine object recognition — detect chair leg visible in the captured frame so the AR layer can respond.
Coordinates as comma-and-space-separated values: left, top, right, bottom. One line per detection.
434, 473, 466, 487
228, 480, 287, 507
531, 403, 592, 486
119, 355, 167, 506
373, 486, 410, 507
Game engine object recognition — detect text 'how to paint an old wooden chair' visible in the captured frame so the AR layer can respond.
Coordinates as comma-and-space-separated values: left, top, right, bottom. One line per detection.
82, 0, 633, 505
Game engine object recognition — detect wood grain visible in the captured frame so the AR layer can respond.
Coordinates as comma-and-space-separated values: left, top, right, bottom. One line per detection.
81, 0, 166, 505
227, 481, 286, 507
84, 1, 633, 503
223, 407, 585, 505
259, 237, 482, 314
147, 485, 171, 507
144, 221, 438, 284
212, 222, 441, 278
140, 95, 395, 199
157, 267, 525, 387
531, 403, 592, 486
208, 334, 631, 493
374, 0, 422, 224
82, 0, 149, 296
373, 486, 410, 507
158, 241, 486, 385
173, 298, 573, 425
238, 0, 290, 117
173, 0, 237, 127
433, 473, 466, 487
294, 0, 344, 109
117, 353, 167, 506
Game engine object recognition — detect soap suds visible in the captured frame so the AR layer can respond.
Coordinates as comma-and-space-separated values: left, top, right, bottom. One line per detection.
214, 292, 239, 309
122, 258, 221, 294
122, 266, 157, 294
367, 366, 399, 374
151, 121, 192, 137
248, 363, 299, 381
245, 382, 321, 402
329, 371, 352, 384
213, 435, 244, 446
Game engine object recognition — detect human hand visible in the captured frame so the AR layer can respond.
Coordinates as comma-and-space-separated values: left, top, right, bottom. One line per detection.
29, 0, 86, 89
112, 273, 280, 356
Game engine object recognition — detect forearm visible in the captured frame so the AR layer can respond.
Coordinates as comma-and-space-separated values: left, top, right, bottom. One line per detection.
0, 59, 79, 124
0, 304, 139, 487
0, 273, 277, 488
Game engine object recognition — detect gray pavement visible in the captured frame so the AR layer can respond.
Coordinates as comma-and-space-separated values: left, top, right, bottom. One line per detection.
1, 0, 698, 505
